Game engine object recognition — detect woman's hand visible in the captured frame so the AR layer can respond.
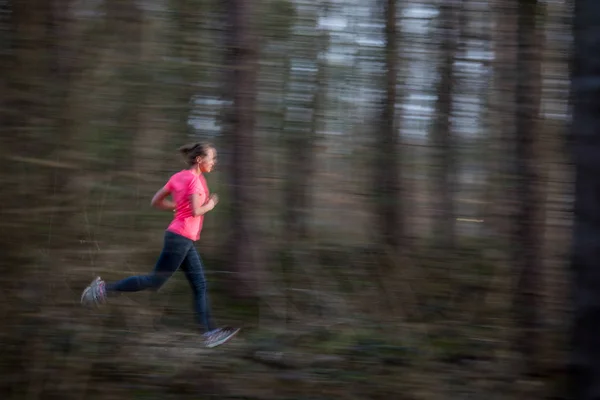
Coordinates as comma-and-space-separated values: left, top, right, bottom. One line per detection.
192, 193, 218, 216
206, 194, 219, 210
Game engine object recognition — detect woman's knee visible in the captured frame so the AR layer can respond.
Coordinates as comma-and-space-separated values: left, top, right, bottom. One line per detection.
147, 274, 169, 290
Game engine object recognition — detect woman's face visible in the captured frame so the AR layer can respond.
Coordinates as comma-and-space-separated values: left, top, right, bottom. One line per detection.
198, 148, 217, 173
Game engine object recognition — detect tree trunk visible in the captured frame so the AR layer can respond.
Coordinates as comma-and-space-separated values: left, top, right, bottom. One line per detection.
569, 2, 600, 398
224, 0, 260, 298
485, 1, 517, 241
431, 0, 459, 251
375, 0, 402, 253
170, 0, 206, 143
512, 0, 542, 374
282, 16, 327, 247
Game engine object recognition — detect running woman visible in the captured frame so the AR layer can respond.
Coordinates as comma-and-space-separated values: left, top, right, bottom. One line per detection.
80, 143, 239, 348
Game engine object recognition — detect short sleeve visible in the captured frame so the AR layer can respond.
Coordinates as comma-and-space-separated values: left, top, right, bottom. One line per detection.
190, 176, 204, 195
164, 178, 173, 192
190, 177, 206, 197
189, 176, 207, 205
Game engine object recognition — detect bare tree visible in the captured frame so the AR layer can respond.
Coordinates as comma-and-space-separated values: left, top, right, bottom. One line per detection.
431, 0, 461, 250
485, 1, 518, 240
374, 0, 403, 252
512, 0, 543, 373
223, 0, 260, 297
282, 7, 328, 249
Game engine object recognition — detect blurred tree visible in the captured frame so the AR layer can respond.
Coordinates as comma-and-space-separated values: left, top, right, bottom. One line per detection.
486, 0, 517, 241
512, 0, 543, 374
169, 0, 204, 134
282, 3, 328, 250
223, 0, 260, 297
430, 0, 461, 250
374, 0, 403, 253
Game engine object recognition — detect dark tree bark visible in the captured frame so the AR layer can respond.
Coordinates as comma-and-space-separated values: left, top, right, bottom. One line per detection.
569, 2, 600, 398
224, 0, 260, 297
282, 21, 327, 246
0, 0, 66, 245
512, 0, 542, 373
431, 0, 459, 250
170, 0, 205, 142
375, 0, 403, 252
485, 1, 517, 240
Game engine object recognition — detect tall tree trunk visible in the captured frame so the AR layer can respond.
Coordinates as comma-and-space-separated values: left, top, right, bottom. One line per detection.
485, 1, 518, 241
282, 16, 327, 247
170, 0, 206, 143
569, 2, 600, 398
512, 0, 542, 374
0, 0, 77, 247
224, 0, 259, 298
375, 0, 402, 253
132, 7, 166, 176
431, 0, 459, 251
0, 0, 48, 160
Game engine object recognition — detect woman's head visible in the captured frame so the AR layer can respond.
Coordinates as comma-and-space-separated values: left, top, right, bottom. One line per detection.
178, 142, 217, 173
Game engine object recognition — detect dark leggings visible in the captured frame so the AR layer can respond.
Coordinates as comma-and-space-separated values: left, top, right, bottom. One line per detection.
105, 231, 214, 332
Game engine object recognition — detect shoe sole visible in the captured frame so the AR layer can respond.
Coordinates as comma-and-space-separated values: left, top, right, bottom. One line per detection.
81, 286, 93, 305
80, 277, 104, 306
205, 328, 240, 349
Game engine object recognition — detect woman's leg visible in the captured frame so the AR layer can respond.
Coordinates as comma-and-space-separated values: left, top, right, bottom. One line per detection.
106, 231, 193, 293
180, 247, 215, 332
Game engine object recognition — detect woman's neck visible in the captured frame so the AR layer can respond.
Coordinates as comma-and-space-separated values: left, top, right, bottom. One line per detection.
189, 165, 202, 175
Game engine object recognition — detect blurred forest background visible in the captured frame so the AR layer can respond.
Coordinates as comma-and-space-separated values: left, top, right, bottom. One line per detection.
0, 0, 582, 399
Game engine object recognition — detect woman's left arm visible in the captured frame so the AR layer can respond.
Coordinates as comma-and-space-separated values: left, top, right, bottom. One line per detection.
151, 186, 176, 211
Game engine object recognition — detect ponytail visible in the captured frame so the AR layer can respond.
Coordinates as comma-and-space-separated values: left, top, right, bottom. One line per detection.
178, 142, 214, 166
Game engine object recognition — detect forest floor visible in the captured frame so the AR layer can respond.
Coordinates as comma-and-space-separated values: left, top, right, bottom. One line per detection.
5, 297, 565, 400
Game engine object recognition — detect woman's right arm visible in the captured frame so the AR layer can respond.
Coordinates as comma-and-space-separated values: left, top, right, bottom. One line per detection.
191, 193, 217, 216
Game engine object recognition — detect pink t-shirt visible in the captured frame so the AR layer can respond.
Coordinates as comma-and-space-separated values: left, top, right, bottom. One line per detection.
165, 170, 209, 241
